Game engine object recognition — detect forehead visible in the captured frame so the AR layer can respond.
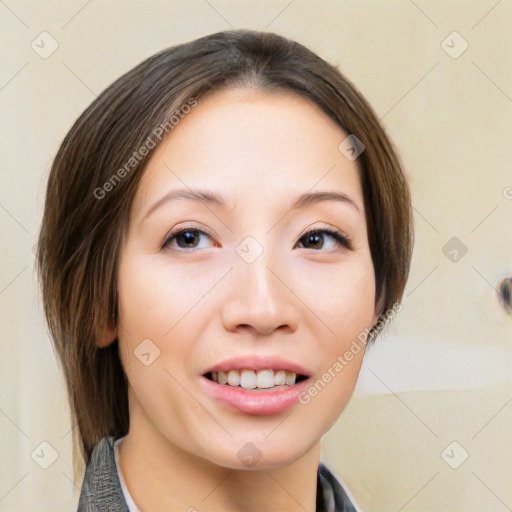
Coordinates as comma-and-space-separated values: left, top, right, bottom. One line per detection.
132, 88, 364, 221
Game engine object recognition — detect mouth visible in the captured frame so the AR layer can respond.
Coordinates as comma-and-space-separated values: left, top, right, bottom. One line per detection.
202, 369, 309, 391
200, 369, 311, 415
199, 356, 312, 414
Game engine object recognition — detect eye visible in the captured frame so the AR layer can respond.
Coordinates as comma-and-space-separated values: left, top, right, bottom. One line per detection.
161, 227, 216, 250
161, 226, 352, 252
295, 228, 352, 251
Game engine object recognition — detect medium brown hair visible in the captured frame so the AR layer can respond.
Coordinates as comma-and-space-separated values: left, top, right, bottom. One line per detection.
36, 29, 414, 466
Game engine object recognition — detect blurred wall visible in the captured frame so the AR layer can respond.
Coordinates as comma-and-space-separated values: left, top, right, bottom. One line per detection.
1, 1, 510, 510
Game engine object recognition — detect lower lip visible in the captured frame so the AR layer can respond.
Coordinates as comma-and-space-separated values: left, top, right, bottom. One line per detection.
200, 376, 310, 415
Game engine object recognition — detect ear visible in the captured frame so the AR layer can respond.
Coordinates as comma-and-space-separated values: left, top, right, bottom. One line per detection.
96, 326, 117, 348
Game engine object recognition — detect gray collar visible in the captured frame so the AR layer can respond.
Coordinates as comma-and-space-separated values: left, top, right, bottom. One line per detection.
78, 436, 357, 512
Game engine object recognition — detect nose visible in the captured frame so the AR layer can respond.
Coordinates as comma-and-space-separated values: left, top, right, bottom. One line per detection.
220, 247, 300, 336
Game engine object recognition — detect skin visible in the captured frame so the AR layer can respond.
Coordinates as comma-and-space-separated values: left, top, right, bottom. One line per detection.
99, 87, 380, 512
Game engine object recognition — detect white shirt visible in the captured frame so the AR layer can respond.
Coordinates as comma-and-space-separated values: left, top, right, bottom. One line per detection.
113, 436, 142, 512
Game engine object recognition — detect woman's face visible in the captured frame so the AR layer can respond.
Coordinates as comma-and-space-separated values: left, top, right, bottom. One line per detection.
115, 88, 379, 469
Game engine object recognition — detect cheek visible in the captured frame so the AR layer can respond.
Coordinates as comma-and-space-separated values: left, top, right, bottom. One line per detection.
300, 354, 364, 438
116, 251, 219, 389
298, 252, 377, 340
116, 255, 181, 382
117, 253, 212, 340
116, 255, 208, 436
294, 255, 375, 424
333, 268, 376, 338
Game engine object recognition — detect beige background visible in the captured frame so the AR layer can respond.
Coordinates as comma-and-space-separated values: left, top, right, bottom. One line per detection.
1, 1, 511, 511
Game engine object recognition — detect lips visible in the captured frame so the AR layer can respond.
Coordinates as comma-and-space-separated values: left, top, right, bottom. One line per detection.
200, 370, 311, 415
199, 355, 312, 415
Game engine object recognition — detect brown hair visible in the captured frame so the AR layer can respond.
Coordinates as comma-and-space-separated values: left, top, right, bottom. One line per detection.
36, 29, 414, 467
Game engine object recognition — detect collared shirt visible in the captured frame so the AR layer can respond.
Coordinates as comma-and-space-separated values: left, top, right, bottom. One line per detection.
77, 436, 358, 512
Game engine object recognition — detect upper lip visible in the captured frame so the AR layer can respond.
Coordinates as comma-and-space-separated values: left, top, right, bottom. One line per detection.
202, 355, 311, 377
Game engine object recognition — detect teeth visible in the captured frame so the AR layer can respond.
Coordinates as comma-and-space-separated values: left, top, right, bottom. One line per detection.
240, 370, 257, 389
227, 370, 241, 387
218, 371, 228, 385
274, 370, 286, 386
211, 369, 299, 389
285, 372, 296, 386
256, 369, 274, 389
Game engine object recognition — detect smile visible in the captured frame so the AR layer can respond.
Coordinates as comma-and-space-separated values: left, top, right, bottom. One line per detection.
205, 369, 308, 390
201, 371, 311, 415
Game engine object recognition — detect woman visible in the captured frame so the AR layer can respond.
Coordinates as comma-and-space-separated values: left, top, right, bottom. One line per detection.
36, 29, 413, 512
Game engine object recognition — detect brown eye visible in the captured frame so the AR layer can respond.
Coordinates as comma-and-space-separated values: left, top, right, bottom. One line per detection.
162, 228, 214, 250
296, 228, 351, 250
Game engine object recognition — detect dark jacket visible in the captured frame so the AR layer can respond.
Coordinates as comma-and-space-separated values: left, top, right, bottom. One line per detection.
78, 436, 357, 512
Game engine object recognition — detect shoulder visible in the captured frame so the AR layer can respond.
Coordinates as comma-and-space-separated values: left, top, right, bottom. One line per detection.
318, 462, 359, 512
77, 436, 130, 512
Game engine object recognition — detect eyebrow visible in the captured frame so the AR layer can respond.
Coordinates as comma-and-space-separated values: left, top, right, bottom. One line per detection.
142, 188, 361, 221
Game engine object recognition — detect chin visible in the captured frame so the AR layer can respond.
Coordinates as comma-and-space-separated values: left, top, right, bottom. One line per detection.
200, 436, 315, 471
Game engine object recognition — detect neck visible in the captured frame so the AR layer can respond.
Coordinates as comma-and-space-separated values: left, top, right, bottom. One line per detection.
119, 394, 321, 512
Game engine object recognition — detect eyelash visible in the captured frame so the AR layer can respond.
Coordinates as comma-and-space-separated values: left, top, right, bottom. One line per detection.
161, 226, 352, 251
300, 227, 352, 250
